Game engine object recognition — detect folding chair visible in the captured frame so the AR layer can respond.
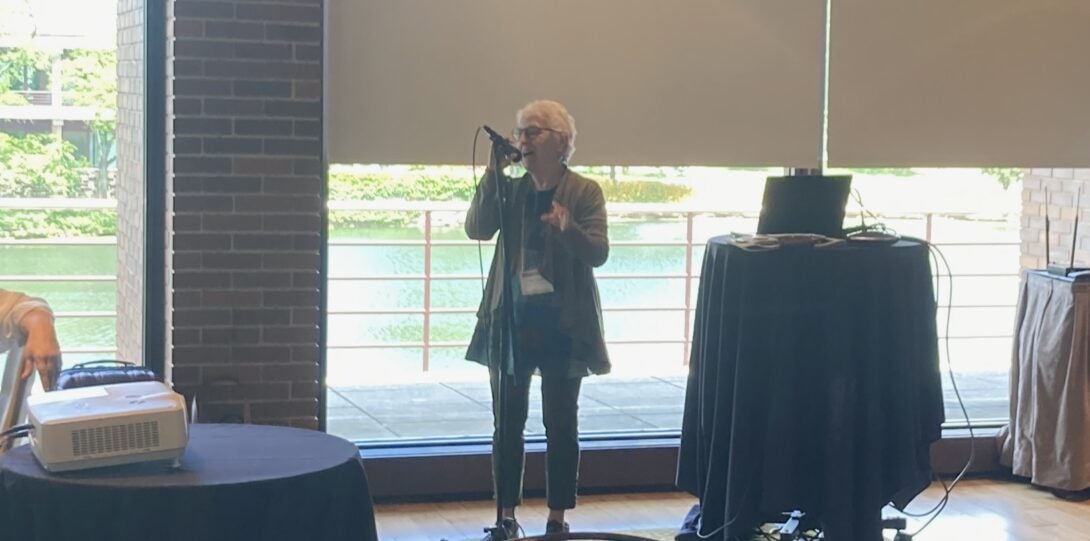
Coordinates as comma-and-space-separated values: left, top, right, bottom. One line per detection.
0, 346, 31, 454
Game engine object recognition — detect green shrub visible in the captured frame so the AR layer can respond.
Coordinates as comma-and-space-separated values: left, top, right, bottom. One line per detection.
599, 179, 691, 203
0, 209, 116, 239
328, 167, 480, 228
577, 165, 684, 179
847, 168, 916, 177
329, 168, 477, 201
329, 209, 421, 230
327, 166, 691, 228
1, 166, 695, 236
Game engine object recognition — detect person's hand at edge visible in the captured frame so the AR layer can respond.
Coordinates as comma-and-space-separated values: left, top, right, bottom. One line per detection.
486, 140, 516, 172
19, 308, 62, 391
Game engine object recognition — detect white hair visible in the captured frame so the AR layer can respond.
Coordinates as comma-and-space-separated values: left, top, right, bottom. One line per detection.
516, 99, 577, 164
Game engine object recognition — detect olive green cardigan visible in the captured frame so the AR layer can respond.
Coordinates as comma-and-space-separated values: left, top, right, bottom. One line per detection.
464, 168, 611, 377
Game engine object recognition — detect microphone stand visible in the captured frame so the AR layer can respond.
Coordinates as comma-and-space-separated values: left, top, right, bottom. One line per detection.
483, 143, 522, 541
475, 143, 660, 541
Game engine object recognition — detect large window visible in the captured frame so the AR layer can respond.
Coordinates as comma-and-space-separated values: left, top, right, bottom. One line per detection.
324, 165, 1021, 443
0, 0, 131, 384
323, 1, 1081, 450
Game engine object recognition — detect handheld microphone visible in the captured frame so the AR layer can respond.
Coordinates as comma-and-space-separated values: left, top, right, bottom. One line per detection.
483, 125, 522, 163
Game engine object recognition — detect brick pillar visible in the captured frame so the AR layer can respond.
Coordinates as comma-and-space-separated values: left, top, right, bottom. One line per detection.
168, 0, 324, 428
115, 0, 145, 365
1021, 169, 1090, 271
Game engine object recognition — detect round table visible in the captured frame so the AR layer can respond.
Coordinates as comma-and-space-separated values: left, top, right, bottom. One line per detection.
676, 236, 945, 541
0, 423, 378, 541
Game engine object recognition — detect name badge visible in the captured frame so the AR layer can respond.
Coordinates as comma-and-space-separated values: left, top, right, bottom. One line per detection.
519, 269, 555, 296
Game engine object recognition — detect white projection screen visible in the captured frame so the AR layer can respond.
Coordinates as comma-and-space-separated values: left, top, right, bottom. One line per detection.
328, 0, 826, 167
828, 0, 1090, 167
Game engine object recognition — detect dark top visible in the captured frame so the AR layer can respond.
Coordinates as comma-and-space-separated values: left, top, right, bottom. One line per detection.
0, 423, 378, 541
514, 187, 570, 376
524, 187, 557, 253
465, 169, 610, 378
676, 236, 944, 540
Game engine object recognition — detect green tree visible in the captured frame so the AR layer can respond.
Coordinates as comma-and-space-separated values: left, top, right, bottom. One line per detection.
0, 132, 89, 198
983, 168, 1023, 190
62, 49, 116, 197
0, 0, 48, 103
0, 46, 50, 105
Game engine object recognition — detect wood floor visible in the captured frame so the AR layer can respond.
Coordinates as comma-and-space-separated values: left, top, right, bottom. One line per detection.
373, 477, 1090, 541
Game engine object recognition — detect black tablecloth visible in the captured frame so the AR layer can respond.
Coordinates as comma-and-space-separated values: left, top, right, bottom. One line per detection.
0, 423, 378, 541
676, 236, 944, 541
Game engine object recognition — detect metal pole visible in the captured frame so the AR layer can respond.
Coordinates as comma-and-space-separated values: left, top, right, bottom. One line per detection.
423, 210, 433, 372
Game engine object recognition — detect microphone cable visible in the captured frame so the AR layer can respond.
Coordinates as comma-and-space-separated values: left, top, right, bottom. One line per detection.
472, 127, 486, 294
889, 235, 976, 540
850, 188, 886, 232
470, 126, 525, 294
0, 423, 34, 444
848, 185, 975, 538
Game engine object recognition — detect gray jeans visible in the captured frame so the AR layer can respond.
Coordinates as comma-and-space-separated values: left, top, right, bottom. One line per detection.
489, 367, 582, 510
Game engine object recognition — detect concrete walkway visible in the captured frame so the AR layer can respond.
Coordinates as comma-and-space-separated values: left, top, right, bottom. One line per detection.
327, 371, 1008, 442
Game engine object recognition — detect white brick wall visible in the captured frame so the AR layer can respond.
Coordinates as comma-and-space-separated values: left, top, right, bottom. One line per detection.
115, 0, 145, 365
1021, 169, 1090, 271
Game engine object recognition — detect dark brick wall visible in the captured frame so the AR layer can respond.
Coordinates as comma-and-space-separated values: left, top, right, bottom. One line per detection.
168, 0, 323, 428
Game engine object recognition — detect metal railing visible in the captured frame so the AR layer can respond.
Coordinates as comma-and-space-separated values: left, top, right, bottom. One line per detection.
0, 198, 118, 358
325, 201, 1022, 371
325, 201, 723, 369
0, 198, 1022, 371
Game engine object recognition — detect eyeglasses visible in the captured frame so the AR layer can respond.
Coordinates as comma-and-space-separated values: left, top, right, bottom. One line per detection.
511, 126, 558, 141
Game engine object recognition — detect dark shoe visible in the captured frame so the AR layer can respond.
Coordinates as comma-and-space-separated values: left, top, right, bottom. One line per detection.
545, 520, 569, 535
482, 517, 520, 541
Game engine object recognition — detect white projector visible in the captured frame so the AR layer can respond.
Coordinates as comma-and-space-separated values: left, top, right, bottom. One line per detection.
25, 380, 188, 472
